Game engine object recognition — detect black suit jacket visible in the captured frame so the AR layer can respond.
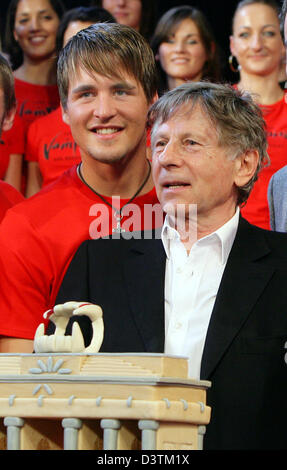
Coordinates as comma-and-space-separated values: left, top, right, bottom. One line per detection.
56, 217, 287, 450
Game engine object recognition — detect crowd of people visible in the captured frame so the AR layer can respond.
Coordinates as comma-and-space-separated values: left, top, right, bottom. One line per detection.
0, 0, 286, 450
0, 0, 287, 230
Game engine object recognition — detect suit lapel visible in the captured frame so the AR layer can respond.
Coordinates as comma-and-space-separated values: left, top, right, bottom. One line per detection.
200, 218, 275, 379
123, 236, 166, 352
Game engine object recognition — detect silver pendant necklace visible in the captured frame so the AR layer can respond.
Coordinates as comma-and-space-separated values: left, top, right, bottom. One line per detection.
77, 160, 151, 233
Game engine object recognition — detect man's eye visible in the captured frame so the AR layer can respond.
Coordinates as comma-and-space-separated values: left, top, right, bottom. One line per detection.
155, 140, 167, 148
185, 139, 197, 146
78, 89, 95, 98
115, 90, 127, 96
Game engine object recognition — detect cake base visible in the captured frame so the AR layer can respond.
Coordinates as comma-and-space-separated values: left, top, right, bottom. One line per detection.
0, 353, 211, 450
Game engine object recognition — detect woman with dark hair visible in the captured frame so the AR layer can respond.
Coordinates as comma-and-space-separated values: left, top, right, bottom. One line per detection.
229, 0, 287, 230
151, 5, 222, 95
25, 6, 115, 197
90, 0, 156, 40
3, 0, 65, 131
55, 5, 114, 52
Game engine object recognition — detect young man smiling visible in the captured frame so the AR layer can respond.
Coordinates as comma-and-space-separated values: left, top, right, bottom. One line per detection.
0, 23, 162, 352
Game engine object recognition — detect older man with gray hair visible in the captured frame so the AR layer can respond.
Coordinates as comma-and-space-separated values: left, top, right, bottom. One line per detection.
45, 81, 287, 450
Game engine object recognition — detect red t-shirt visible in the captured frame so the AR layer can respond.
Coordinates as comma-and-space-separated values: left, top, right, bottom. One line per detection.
0, 180, 24, 222
14, 77, 60, 132
0, 165, 163, 339
240, 93, 287, 229
26, 107, 81, 186
0, 114, 25, 179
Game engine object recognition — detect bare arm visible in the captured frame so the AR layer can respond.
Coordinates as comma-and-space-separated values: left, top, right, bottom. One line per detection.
0, 336, 34, 353
4, 153, 23, 192
26, 161, 42, 198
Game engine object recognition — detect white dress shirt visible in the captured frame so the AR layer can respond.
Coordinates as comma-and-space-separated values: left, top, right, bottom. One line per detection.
161, 209, 240, 379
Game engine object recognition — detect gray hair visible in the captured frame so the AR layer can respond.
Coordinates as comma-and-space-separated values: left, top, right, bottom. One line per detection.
148, 81, 269, 206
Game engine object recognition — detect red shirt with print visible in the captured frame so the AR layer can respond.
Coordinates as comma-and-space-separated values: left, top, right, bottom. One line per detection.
14, 77, 59, 132
26, 107, 81, 186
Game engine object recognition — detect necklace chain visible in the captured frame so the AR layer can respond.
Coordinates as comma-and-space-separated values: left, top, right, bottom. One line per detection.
77, 160, 151, 233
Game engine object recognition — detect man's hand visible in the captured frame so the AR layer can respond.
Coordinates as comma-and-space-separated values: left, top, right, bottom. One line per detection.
34, 301, 104, 353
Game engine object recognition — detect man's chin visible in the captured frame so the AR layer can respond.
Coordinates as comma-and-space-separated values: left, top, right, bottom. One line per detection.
88, 153, 127, 165
163, 201, 198, 222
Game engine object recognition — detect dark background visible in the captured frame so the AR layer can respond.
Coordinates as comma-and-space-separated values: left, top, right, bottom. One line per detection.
0, 0, 242, 82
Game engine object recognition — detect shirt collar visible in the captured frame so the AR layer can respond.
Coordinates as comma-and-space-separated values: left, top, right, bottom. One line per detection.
161, 207, 240, 264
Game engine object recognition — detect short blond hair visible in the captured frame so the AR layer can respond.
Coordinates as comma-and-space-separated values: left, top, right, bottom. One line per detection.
57, 22, 158, 109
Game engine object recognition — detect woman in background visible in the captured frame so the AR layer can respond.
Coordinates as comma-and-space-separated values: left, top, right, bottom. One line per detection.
2, 0, 64, 193
4, 0, 65, 132
151, 5, 222, 95
230, 0, 287, 230
91, 0, 156, 40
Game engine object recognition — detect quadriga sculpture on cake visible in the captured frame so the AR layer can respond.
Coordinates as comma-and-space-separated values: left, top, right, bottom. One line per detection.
34, 301, 104, 353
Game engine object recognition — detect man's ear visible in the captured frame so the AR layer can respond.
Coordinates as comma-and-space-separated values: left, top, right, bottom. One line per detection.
61, 103, 70, 125
234, 149, 260, 188
2, 106, 16, 132
150, 92, 158, 106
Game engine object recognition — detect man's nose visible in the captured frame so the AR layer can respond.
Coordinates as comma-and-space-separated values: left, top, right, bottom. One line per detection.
158, 140, 182, 166
93, 94, 116, 120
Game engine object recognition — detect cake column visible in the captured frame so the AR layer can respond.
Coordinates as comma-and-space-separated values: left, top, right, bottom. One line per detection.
62, 418, 82, 450
100, 419, 121, 450
198, 425, 206, 450
138, 420, 159, 450
4, 417, 25, 450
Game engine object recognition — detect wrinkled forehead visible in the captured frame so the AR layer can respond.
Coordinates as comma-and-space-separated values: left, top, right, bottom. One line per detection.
150, 101, 216, 141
